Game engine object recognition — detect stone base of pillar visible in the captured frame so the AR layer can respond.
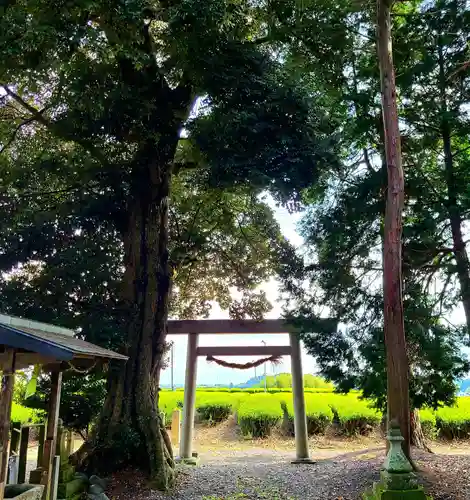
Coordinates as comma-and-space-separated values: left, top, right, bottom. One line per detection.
363, 481, 430, 500
175, 456, 199, 466
363, 424, 432, 500
291, 458, 316, 465
176, 451, 199, 466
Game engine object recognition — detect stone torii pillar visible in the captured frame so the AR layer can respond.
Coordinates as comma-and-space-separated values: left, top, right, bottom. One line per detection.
179, 334, 198, 463
173, 320, 314, 465
289, 332, 313, 463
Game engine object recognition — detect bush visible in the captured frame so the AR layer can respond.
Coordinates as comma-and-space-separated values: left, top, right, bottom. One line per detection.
195, 392, 233, 424
436, 397, 470, 439
159, 391, 184, 425
419, 408, 437, 439
238, 394, 283, 438
280, 393, 334, 435
328, 395, 381, 436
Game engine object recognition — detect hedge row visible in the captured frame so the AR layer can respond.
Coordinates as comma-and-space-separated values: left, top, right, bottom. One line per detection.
159, 391, 246, 425
161, 387, 342, 394
238, 394, 284, 437
160, 391, 380, 437
160, 391, 470, 441
433, 397, 470, 439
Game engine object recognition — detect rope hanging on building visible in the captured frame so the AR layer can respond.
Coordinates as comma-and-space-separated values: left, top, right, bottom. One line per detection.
206, 354, 282, 370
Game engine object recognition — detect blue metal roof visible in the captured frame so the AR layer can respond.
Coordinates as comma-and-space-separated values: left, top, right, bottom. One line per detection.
0, 315, 127, 366
0, 323, 75, 361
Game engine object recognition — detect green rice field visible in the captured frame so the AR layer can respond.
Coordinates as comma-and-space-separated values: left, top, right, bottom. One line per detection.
159, 389, 470, 440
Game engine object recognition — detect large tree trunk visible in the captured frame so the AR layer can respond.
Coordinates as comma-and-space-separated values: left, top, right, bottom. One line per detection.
377, 0, 411, 459
410, 409, 432, 453
437, 42, 470, 335
72, 136, 180, 489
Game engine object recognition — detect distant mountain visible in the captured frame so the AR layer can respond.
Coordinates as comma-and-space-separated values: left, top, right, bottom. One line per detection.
236, 375, 264, 388
458, 379, 470, 394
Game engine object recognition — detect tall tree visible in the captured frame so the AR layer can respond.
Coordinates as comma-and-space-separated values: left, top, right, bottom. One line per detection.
394, 0, 470, 335
0, 0, 335, 486
377, 0, 410, 456
278, 0, 470, 453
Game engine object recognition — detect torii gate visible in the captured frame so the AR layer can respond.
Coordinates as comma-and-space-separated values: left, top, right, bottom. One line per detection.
167, 319, 322, 464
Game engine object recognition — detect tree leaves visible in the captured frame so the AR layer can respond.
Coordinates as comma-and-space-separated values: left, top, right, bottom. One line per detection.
282, 0, 470, 410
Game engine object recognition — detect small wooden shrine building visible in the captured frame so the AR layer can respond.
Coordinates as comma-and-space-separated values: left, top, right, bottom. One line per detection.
0, 314, 127, 500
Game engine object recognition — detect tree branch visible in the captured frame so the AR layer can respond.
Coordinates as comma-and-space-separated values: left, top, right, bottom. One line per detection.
0, 117, 35, 154
451, 143, 470, 159
1, 85, 110, 167
363, 148, 376, 174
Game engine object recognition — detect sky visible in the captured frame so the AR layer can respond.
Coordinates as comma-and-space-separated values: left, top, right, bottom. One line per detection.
159, 204, 310, 387
160, 201, 468, 387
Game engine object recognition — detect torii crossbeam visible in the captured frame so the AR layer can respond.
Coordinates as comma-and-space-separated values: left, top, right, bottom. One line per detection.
167, 319, 333, 464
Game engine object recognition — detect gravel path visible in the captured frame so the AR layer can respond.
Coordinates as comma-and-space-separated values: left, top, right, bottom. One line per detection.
110, 448, 384, 499
108, 448, 470, 500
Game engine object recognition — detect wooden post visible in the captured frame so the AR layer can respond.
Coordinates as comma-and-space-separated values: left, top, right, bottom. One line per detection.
289, 332, 312, 463
40, 369, 62, 500
37, 424, 46, 467
66, 431, 73, 457
50, 456, 60, 500
9, 424, 21, 456
18, 426, 30, 484
0, 348, 15, 500
180, 334, 198, 461
171, 409, 181, 446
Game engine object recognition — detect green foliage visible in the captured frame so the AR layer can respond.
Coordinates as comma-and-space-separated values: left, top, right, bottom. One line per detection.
13, 372, 30, 404
419, 409, 438, 440
23, 372, 107, 437
160, 390, 470, 441
281, 0, 470, 415
303, 374, 334, 389
195, 393, 235, 424
24, 365, 40, 399
279, 393, 334, 435
328, 395, 381, 436
10, 402, 43, 425
0, 3, 335, 451
253, 373, 334, 389
238, 394, 283, 438
0, 0, 335, 346
435, 398, 470, 440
